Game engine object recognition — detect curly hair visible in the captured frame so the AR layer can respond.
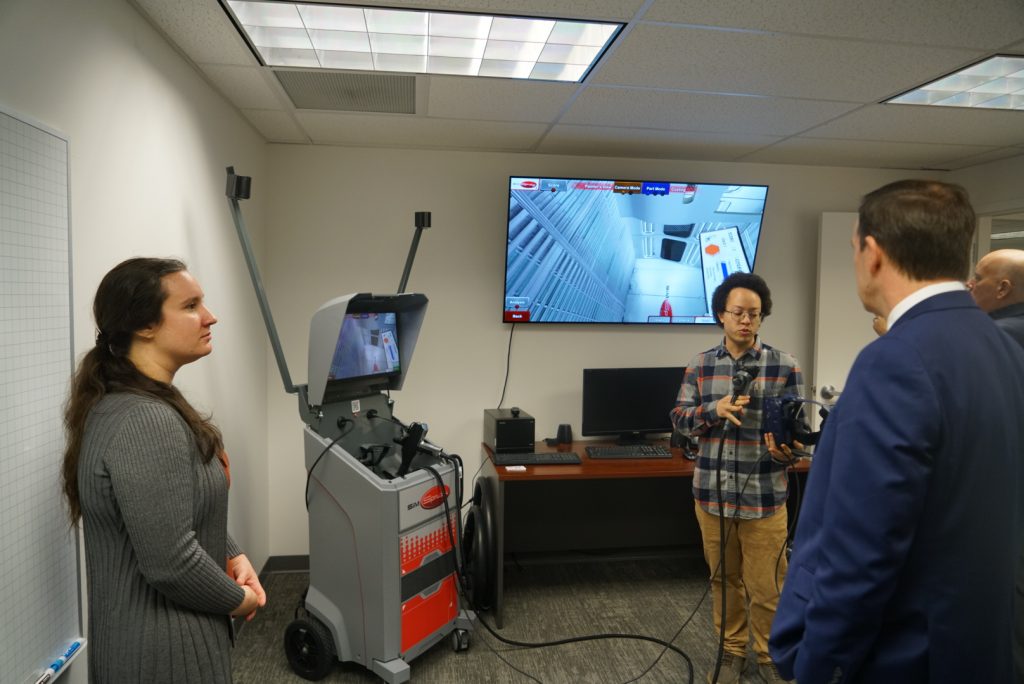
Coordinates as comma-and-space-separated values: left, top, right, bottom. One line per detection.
710, 272, 772, 328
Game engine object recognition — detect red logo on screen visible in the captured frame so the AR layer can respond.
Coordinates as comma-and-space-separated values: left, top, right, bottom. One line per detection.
520, 181, 537, 189
420, 485, 450, 510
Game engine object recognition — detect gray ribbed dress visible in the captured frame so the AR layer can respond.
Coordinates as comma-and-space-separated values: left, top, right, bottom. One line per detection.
78, 392, 246, 683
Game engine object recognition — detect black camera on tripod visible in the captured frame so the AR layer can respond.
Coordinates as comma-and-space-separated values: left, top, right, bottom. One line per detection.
762, 396, 829, 447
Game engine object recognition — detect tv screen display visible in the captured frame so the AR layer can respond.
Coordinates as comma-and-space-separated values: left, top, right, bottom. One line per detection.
328, 312, 401, 381
503, 177, 769, 324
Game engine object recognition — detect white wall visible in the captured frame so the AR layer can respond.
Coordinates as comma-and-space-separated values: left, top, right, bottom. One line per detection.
260, 144, 917, 555
952, 154, 1024, 215
0, 0, 270, 679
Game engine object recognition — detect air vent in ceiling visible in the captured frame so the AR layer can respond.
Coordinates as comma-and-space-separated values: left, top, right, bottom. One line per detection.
274, 70, 415, 113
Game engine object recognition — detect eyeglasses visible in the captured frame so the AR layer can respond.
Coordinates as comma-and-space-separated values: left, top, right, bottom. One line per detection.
722, 309, 763, 322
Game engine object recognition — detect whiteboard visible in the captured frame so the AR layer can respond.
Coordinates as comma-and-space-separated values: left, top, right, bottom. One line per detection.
0, 106, 82, 683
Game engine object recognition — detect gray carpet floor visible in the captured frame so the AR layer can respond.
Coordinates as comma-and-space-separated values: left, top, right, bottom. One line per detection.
232, 556, 772, 683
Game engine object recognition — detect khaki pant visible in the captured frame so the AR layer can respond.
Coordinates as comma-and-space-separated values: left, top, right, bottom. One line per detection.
694, 502, 789, 663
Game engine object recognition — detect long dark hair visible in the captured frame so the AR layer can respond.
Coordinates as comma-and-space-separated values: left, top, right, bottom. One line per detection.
62, 257, 223, 525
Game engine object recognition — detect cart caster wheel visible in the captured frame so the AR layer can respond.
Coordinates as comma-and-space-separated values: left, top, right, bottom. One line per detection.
451, 628, 470, 652
284, 617, 336, 680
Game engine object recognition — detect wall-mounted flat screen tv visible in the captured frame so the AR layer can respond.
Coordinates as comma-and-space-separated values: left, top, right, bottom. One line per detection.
503, 177, 769, 324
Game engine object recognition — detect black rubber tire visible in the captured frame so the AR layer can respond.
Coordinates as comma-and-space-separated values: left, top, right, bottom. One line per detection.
462, 507, 488, 609
474, 480, 497, 608
451, 628, 470, 652
284, 617, 337, 681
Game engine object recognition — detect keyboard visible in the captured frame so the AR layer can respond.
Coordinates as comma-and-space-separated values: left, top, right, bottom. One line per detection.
492, 451, 582, 466
585, 444, 673, 459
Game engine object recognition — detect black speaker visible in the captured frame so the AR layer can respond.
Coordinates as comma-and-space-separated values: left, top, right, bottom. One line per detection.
462, 479, 496, 610
556, 423, 573, 444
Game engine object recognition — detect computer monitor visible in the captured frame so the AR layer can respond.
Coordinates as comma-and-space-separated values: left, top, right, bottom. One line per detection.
581, 366, 685, 443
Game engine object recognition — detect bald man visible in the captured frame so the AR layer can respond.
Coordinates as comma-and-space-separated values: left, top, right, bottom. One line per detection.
969, 248, 1024, 684
968, 248, 1024, 347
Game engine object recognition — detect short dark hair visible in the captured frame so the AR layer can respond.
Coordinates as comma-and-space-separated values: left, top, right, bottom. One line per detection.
711, 272, 772, 328
857, 180, 975, 281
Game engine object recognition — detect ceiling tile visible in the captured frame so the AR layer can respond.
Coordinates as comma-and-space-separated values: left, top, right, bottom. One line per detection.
201, 65, 285, 110
241, 109, 309, 143
936, 147, 1024, 171
643, 0, 1024, 50
133, 0, 256, 66
562, 88, 859, 136
426, 75, 577, 121
804, 104, 1024, 147
591, 24, 984, 102
742, 137, 998, 170
537, 125, 781, 160
295, 111, 548, 149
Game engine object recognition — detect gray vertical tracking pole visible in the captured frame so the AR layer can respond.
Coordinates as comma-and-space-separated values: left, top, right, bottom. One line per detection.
224, 167, 302, 403
397, 211, 431, 294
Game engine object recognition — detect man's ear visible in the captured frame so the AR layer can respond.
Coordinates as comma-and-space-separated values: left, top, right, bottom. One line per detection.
996, 278, 1013, 300
862, 235, 884, 276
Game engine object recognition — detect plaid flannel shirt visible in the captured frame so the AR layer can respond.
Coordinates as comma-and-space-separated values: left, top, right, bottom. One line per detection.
670, 338, 803, 519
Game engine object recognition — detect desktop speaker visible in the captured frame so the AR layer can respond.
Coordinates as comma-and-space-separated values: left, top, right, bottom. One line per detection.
483, 408, 535, 453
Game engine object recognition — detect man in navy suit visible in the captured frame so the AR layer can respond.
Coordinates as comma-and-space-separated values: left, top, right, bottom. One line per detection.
968, 248, 1024, 348
769, 180, 1024, 683
968, 248, 1024, 683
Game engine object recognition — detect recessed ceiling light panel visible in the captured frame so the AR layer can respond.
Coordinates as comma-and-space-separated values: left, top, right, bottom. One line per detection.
225, 1, 622, 82
886, 55, 1024, 111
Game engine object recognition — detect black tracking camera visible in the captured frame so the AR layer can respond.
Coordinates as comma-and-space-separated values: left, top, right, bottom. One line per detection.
762, 396, 828, 448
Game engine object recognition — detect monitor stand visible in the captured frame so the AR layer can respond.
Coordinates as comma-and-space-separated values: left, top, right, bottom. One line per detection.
615, 432, 652, 446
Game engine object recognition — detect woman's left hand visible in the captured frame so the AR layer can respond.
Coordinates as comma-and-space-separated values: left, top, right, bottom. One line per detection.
227, 553, 267, 620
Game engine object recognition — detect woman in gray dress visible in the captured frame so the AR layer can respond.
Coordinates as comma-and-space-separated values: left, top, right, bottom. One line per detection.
62, 257, 265, 682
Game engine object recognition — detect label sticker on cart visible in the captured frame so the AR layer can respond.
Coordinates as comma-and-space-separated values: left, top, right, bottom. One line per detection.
350, 399, 360, 414
419, 485, 450, 510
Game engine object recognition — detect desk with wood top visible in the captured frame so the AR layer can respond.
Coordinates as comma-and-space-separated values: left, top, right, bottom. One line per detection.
478, 439, 810, 628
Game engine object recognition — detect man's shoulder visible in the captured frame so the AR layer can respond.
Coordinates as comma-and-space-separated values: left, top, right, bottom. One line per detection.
687, 345, 725, 365
992, 303, 1024, 326
758, 341, 801, 369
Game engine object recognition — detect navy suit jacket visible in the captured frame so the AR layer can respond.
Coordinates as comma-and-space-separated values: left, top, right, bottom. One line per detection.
770, 291, 1024, 683
992, 302, 1024, 349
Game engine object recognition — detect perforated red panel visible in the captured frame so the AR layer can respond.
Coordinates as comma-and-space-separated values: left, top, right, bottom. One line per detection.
399, 515, 455, 575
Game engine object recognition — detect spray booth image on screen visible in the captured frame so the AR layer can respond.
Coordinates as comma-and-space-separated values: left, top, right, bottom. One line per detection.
502, 178, 768, 324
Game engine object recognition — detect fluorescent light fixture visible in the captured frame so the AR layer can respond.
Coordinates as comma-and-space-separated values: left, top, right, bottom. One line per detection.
886, 55, 1024, 111
992, 230, 1024, 240
225, 1, 621, 82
